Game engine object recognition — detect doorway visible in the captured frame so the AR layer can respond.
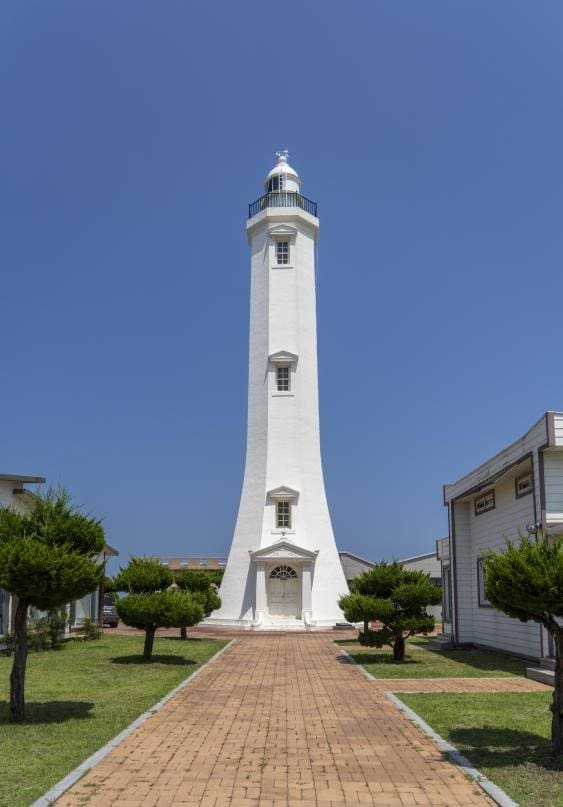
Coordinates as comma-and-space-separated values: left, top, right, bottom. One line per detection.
267, 565, 300, 618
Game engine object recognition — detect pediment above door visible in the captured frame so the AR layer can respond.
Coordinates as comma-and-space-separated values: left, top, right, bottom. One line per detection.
249, 539, 318, 562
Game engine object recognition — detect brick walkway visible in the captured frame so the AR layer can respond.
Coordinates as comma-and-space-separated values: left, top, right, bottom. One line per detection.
370, 676, 547, 693
55, 635, 547, 807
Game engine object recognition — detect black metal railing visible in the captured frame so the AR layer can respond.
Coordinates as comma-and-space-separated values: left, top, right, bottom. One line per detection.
248, 191, 317, 219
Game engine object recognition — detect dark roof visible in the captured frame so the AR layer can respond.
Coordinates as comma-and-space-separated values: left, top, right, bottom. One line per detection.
0, 473, 45, 484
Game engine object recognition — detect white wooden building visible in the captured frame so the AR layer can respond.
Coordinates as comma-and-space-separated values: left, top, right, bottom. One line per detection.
442, 411, 563, 662
0, 473, 45, 636
0, 473, 118, 635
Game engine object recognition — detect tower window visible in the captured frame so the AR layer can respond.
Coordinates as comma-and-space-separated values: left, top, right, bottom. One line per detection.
276, 241, 289, 265
276, 501, 291, 529
276, 366, 290, 392
268, 175, 285, 192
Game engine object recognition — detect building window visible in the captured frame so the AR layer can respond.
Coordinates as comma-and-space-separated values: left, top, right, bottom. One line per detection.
474, 489, 495, 516
276, 500, 291, 529
442, 567, 452, 622
268, 175, 285, 192
276, 366, 290, 391
515, 472, 532, 498
0, 588, 10, 636
276, 240, 289, 265
477, 558, 491, 606
270, 565, 297, 579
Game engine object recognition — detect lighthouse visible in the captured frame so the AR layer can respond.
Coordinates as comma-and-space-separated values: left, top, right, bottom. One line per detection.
208, 152, 348, 629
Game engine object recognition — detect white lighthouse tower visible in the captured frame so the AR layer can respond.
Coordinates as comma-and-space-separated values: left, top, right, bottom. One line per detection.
208, 152, 348, 629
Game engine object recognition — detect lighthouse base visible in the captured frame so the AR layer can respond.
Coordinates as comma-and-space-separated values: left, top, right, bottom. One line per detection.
202, 615, 344, 632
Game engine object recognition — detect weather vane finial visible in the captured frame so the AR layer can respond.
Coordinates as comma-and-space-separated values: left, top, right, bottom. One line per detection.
276, 149, 289, 164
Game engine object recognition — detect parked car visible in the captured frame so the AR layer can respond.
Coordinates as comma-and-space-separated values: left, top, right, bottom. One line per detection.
103, 594, 119, 628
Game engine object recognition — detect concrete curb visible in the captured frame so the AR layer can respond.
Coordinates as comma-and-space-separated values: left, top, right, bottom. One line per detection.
332, 642, 376, 680
30, 638, 237, 807
386, 692, 519, 807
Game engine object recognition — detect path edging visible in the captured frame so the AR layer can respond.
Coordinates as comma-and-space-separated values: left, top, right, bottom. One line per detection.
333, 642, 376, 680
386, 692, 518, 807
29, 638, 237, 807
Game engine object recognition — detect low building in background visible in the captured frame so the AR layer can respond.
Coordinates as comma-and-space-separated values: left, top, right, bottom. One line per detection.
338, 551, 374, 586
0, 472, 45, 636
155, 556, 228, 574
0, 472, 118, 635
398, 551, 442, 623
338, 550, 442, 623
442, 410, 563, 664
69, 543, 119, 629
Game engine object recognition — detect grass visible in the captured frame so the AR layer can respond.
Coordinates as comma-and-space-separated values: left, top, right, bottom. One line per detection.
334, 635, 430, 647
345, 641, 528, 678
0, 633, 228, 806
399, 692, 562, 807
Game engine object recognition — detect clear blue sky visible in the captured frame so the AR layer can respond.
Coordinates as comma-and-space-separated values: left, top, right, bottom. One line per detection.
2, 1, 563, 572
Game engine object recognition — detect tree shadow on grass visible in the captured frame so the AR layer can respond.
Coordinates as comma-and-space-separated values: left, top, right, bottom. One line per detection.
110, 655, 197, 666
447, 726, 563, 772
345, 652, 420, 666
0, 700, 95, 724
159, 636, 205, 643
424, 647, 527, 674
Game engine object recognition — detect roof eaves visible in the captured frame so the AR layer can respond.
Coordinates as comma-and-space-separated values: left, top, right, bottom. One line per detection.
0, 474, 46, 484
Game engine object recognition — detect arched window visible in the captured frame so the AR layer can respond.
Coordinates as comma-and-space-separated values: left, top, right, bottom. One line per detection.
269, 565, 298, 579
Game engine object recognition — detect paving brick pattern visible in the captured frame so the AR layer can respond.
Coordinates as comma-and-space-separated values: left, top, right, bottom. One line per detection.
55, 635, 520, 806
370, 676, 548, 694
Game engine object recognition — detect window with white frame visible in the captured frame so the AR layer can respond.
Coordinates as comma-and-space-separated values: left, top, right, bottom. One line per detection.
443, 569, 452, 620
276, 240, 289, 265
0, 588, 9, 636
276, 500, 291, 529
515, 472, 532, 498
477, 558, 491, 606
276, 365, 290, 391
268, 175, 285, 192
474, 489, 495, 516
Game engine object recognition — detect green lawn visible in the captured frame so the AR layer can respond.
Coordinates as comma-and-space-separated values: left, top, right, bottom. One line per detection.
0, 634, 228, 806
346, 642, 528, 678
334, 636, 430, 646
399, 692, 562, 807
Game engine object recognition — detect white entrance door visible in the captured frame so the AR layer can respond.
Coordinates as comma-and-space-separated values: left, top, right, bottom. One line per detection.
267, 566, 300, 618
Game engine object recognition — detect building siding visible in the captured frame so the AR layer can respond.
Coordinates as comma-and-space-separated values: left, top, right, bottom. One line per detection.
444, 415, 558, 661
544, 450, 563, 522
465, 474, 539, 658
453, 502, 473, 643
553, 414, 563, 446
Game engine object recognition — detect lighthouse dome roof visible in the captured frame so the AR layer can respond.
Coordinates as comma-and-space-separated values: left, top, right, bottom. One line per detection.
264, 151, 301, 193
